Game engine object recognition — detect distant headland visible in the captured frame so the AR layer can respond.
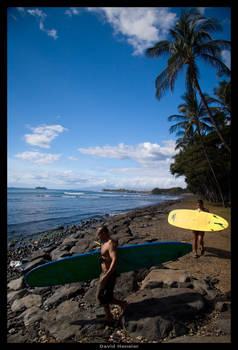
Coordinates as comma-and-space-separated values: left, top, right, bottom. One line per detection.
35, 187, 47, 190
103, 187, 189, 195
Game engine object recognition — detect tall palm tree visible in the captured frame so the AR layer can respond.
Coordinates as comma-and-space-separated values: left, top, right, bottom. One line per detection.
146, 8, 231, 153
169, 91, 225, 205
209, 80, 231, 120
168, 92, 212, 143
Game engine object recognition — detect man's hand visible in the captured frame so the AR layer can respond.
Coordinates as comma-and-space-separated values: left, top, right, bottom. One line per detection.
100, 273, 108, 285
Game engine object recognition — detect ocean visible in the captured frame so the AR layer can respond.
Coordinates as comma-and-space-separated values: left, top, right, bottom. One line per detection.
7, 187, 179, 243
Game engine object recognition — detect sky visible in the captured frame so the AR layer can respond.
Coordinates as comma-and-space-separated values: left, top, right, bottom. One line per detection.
7, 7, 231, 190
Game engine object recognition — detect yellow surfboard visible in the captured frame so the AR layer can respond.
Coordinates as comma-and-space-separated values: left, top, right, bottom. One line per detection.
168, 209, 229, 232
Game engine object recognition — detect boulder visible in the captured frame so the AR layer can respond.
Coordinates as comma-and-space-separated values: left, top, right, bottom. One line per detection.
7, 289, 26, 303
141, 268, 191, 289
215, 310, 231, 335
43, 284, 84, 309
69, 238, 91, 255
19, 306, 46, 326
8, 276, 25, 291
50, 248, 71, 261
166, 335, 231, 343
11, 294, 42, 313
29, 249, 51, 262
83, 271, 138, 307
114, 271, 138, 300
40, 300, 105, 342
123, 287, 205, 341
23, 258, 49, 273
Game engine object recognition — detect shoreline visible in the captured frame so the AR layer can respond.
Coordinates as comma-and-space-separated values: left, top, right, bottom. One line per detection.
8, 195, 183, 250
7, 195, 231, 343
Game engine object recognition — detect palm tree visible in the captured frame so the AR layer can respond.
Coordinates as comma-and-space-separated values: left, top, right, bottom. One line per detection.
168, 91, 225, 205
168, 92, 212, 143
146, 8, 231, 152
208, 80, 231, 121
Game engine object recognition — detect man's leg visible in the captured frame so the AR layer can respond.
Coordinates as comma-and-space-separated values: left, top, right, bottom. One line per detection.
199, 232, 205, 255
111, 298, 127, 316
193, 231, 198, 257
102, 304, 114, 322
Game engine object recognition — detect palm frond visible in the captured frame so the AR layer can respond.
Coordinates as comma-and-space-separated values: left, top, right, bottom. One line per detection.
194, 16, 222, 34
145, 40, 171, 58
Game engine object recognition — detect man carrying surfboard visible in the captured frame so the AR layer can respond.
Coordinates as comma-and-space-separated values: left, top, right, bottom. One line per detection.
95, 225, 127, 323
193, 200, 209, 258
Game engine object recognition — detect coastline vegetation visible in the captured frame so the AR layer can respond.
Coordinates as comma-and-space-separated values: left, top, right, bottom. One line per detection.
103, 187, 189, 195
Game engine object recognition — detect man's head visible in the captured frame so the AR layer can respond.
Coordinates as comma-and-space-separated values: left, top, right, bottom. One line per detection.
96, 225, 110, 243
197, 199, 204, 210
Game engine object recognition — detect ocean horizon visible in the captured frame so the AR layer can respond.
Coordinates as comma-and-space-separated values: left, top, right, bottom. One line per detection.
7, 187, 179, 243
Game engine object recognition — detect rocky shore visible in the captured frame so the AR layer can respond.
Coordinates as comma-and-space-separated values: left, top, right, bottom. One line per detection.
7, 197, 231, 343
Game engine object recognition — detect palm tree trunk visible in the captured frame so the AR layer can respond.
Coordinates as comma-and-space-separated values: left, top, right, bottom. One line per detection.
193, 76, 231, 153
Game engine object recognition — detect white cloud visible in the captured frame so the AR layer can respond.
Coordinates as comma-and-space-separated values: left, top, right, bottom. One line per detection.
221, 50, 231, 69
68, 156, 78, 161
27, 8, 58, 39
107, 171, 185, 189
76, 140, 185, 189
78, 140, 177, 166
15, 151, 61, 164
46, 29, 58, 40
24, 124, 67, 149
27, 8, 47, 20
87, 7, 177, 55
65, 7, 80, 17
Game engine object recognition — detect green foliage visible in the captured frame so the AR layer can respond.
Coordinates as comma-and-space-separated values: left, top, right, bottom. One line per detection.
170, 128, 231, 202
151, 187, 188, 195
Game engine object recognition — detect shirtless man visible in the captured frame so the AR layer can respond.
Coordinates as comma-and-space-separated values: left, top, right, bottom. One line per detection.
193, 199, 209, 258
95, 226, 127, 322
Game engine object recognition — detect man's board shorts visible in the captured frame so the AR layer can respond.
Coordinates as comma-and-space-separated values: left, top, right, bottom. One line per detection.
96, 271, 117, 305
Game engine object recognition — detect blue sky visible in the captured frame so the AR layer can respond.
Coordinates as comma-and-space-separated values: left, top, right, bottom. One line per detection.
7, 7, 231, 190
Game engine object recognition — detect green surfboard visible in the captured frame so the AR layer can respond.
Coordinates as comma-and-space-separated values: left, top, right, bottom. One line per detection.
25, 241, 192, 287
